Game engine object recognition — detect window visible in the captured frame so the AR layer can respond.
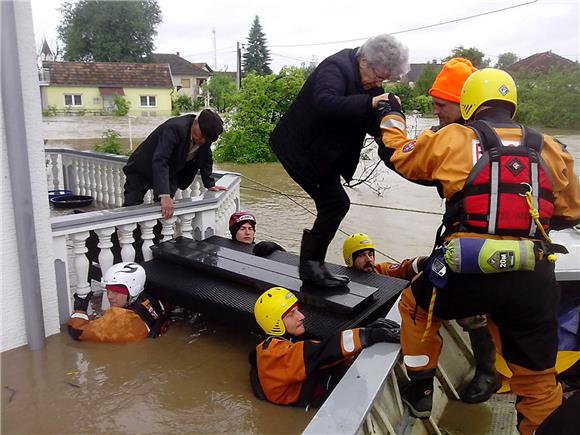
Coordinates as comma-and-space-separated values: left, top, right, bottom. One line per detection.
64, 94, 82, 107
140, 95, 157, 107
181, 78, 191, 88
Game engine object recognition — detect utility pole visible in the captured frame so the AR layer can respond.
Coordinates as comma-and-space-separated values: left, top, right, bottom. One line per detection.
212, 28, 217, 70
236, 42, 242, 90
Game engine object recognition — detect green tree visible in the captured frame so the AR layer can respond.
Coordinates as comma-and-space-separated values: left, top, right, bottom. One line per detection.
242, 16, 272, 76
112, 95, 131, 116
514, 68, 580, 129
413, 61, 442, 96
383, 83, 415, 113
445, 46, 491, 68
58, 0, 162, 62
214, 67, 305, 163
93, 129, 126, 155
203, 73, 237, 113
495, 52, 519, 70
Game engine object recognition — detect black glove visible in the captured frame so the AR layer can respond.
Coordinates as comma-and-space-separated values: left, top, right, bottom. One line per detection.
73, 291, 93, 312
387, 93, 402, 113
377, 94, 403, 119
363, 318, 401, 345
253, 241, 286, 257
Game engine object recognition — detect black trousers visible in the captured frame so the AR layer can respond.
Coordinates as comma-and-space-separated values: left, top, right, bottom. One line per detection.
281, 162, 350, 254
412, 259, 560, 371
123, 172, 151, 206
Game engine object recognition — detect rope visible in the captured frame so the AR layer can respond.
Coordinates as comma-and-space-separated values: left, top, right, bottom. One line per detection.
421, 287, 437, 343
240, 185, 444, 216
524, 191, 552, 243
239, 174, 405, 263
524, 191, 557, 263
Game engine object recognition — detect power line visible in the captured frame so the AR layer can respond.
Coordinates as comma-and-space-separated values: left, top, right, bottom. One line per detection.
270, 0, 538, 48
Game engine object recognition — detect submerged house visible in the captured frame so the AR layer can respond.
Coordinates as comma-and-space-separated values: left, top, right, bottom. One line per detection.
39, 61, 174, 116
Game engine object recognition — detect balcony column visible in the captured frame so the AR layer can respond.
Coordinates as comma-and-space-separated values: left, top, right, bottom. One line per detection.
177, 212, 196, 239
139, 219, 157, 261
96, 226, 115, 310
118, 223, 136, 262
161, 216, 177, 241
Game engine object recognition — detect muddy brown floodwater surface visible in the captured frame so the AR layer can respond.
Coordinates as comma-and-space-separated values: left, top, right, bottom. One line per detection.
2, 115, 578, 434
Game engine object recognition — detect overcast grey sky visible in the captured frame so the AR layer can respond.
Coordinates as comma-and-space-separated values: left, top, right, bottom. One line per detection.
30, 0, 579, 72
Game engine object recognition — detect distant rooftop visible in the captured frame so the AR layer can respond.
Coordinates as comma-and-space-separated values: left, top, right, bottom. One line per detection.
42, 61, 173, 88
507, 51, 577, 73
152, 53, 212, 77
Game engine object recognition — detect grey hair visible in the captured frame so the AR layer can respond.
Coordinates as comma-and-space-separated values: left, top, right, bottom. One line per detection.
358, 34, 410, 78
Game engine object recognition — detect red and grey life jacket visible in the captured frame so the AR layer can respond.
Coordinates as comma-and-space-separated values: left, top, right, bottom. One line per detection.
445, 120, 555, 239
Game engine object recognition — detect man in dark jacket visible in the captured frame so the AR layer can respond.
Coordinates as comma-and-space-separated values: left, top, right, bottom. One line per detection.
269, 34, 409, 288
123, 109, 226, 219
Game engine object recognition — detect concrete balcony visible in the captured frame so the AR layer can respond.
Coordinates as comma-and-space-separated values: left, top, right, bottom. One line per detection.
46, 148, 240, 322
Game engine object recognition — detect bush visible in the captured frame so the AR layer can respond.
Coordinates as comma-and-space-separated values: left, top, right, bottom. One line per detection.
410, 95, 432, 114
42, 104, 58, 117
383, 83, 416, 113
214, 67, 305, 163
112, 95, 131, 116
93, 129, 126, 155
171, 94, 194, 115
514, 68, 580, 129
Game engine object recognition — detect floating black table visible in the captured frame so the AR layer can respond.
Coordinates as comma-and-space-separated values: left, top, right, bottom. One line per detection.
143, 236, 408, 338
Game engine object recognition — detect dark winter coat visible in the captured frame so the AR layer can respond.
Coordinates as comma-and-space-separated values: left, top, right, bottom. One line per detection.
123, 114, 215, 196
269, 48, 382, 188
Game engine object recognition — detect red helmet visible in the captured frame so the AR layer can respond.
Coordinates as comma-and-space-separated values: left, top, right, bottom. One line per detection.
229, 211, 256, 238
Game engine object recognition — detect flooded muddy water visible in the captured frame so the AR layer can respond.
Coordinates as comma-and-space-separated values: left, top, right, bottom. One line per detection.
2, 116, 578, 434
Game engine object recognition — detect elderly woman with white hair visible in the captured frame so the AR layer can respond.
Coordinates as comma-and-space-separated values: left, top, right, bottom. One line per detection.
269, 34, 409, 288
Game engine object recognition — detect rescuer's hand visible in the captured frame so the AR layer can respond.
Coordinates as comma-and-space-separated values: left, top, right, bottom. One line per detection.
73, 291, 93, 312
253, 241, 286, 257
363, 318, 401, 345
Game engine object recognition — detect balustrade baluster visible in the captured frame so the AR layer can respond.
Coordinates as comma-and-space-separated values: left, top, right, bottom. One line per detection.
191, 179, 201, 197
72, 159, 81, 195
71, 232, 91, 313
118, 223, 137, 262
182, 185, 192, 199
114, 167, 124, 207
96, 226, 115, 310
174, 190, 183, 200
139, 219, 157, 261
95, 161, 104, 203
46, 155, 54, 191
50, 154, 60, 190
161, 216, 177, 241
177, 212, 196, 239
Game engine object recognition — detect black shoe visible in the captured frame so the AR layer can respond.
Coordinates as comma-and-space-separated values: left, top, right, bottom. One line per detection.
460, 370, 501, 404
461, 326, 501, 404
299, 229, 349, 288
399, 379, 433, 419
299, 259, 349, 287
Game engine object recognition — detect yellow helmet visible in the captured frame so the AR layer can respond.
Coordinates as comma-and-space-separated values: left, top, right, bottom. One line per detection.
460, 68, 517, 121
343, 233, 375, 267
254, 287, 298, 336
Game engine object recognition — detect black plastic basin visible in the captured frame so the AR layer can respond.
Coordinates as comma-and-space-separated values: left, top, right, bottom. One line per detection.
50, 195, 94, 208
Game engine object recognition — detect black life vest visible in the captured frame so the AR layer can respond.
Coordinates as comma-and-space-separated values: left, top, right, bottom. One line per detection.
129, 292, 170, 338
445, 120, 555, 238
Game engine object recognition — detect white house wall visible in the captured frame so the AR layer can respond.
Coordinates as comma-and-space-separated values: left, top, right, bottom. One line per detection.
1, 0, 60, 351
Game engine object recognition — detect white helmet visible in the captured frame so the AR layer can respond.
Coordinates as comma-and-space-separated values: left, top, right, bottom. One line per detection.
101, 262, 146, 303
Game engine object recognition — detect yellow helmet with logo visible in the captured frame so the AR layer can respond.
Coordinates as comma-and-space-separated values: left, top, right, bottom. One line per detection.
254, 287, 298, 336
343, 233, 375, 267
460, 68, 517, 121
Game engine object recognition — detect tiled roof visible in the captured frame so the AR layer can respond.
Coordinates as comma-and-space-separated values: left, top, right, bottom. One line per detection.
42, 61, 173, 87
507, 52, 577, 73
152, 53, 212, 77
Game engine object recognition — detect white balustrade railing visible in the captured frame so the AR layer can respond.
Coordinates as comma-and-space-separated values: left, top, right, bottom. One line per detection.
46, 148, 208, 207
48, 149, 241, 320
